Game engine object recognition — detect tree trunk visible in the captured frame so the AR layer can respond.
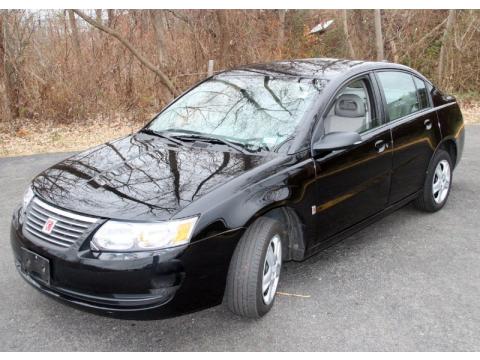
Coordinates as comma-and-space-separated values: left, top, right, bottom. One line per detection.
68, 10, 81, 58
107, 9, 115, 27
277, 10, 287, 55
438, 10, 456, 85
149, 10, 167, 67
0, 12, 10, 122
95, 9, 102, 24
374, 9, 384, 61
341, 9, 356, 58
216, 10, 229, 69
0, 13, 4, 75
73, 9, 177, 97
1, 12, 20, 120
390, 39, 399, 62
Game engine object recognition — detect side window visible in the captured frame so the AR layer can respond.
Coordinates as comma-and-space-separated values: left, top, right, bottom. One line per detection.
323, 78, 377, 134
377, 71, 419, 121
413, 76, 430, 110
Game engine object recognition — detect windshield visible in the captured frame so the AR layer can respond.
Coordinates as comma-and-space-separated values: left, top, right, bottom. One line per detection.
147, 73, 324, 151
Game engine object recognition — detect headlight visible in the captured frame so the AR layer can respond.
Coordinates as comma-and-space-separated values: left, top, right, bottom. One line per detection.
91, 217, 198, 252
22, 186, 34, 211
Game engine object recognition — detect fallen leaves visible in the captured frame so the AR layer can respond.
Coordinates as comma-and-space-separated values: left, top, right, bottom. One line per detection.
0, 115, 145, 157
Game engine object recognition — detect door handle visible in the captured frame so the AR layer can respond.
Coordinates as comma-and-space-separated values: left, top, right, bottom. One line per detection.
374, 140, 387, 153
424, 119, 432, 130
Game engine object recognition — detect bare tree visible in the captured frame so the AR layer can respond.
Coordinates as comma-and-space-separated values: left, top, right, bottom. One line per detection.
374, 9, 384, 60
149, 10, 167, 66
72, 9, 177, 97
402, 17, 448, 58
0, 11, 12, 121
438, 10, 456, 83
1, 11, 32, 121
68, 10, 81, 58
216, 10, 229, 69
389, 39, 399, 62
277, 10, 287, 54
95, 9, 102, 24
107, 9, 115, 27
166, 10, 208, 59
0, 9, 479, 128
341, 9, 356, 58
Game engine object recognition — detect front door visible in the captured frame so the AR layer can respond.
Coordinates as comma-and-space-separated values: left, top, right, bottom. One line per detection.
312, 74, 393, 243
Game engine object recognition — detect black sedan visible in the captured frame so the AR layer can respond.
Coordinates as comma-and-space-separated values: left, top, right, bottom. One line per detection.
10, 58, 465, 319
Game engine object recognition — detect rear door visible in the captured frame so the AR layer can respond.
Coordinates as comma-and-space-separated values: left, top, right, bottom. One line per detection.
311, 73, 393, 243
375, 71, 441, 204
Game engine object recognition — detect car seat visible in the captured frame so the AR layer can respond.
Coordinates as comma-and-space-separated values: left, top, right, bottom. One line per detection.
324, 94, 366, 133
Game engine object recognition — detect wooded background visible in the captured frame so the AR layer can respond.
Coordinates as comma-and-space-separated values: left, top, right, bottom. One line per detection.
0, 9, 479, 128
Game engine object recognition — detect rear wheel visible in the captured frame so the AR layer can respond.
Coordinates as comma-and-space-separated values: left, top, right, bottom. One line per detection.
225, 217, 283, 318
414, 149, 452, 212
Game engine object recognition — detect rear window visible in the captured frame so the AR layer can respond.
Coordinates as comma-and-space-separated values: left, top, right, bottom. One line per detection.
413, 76, 430, 110
377, 71, 419, 121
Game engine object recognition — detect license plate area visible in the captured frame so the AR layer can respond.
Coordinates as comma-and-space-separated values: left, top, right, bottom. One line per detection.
20, 248, 50, 285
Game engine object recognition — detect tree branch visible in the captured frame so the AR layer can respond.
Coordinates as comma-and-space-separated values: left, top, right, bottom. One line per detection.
403, 17, 447, 57
72, 9, 178, 97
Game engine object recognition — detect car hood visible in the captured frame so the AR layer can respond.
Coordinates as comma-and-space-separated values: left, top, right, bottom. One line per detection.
32, 132, 275, 221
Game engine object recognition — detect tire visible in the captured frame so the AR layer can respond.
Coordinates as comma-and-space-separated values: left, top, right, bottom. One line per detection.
414, 149, 453, 212
225, 217, 284, 318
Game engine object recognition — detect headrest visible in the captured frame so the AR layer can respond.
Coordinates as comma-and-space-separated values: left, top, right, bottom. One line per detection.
334, 94, 366, 118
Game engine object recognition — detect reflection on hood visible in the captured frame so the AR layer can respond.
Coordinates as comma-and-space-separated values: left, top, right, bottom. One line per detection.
32, 132, 275, 221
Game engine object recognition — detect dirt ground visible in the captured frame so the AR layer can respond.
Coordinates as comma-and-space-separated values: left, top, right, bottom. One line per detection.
1, 102, 479, 158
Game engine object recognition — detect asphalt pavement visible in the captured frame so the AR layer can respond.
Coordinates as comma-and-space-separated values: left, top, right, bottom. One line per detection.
0, 125, 479, 351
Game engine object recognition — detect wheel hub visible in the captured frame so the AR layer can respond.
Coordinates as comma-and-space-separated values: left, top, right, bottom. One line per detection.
432, 160, 451, 204
262, 234, 282, 305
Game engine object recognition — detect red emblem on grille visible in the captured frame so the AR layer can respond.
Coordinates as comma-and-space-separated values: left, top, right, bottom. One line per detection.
42, 218, 57, 234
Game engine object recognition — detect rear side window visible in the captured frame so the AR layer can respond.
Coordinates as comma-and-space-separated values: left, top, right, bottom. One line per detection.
377, 71, 419, 121
413, 76, 430, 110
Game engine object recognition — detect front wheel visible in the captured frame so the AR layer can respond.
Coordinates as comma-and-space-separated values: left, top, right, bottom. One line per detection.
225, 217, 283, 318
414, 149, 453, 212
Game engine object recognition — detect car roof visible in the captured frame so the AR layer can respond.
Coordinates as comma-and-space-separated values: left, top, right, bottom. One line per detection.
224, 58, 418, 81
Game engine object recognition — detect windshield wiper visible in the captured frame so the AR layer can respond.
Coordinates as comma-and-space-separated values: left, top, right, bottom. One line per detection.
141, 129, 184, 146
165, 130, 249, 154
179, 135, 249, 154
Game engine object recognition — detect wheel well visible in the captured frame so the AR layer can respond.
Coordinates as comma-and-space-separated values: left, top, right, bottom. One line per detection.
439, 139, 457, 168
261, 207, 306, 261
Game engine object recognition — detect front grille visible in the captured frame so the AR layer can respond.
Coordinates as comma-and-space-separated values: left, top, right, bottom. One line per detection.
24, 198, 99, 248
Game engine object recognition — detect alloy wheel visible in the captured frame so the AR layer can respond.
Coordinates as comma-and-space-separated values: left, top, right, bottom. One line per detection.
262, 234, 282, 305
432, 159, 451, 204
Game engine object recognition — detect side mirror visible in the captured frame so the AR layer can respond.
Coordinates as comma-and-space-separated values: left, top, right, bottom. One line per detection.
313, 131, 362, 153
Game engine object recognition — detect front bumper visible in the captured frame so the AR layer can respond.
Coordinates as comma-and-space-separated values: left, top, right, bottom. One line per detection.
10, 206, 243, 318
